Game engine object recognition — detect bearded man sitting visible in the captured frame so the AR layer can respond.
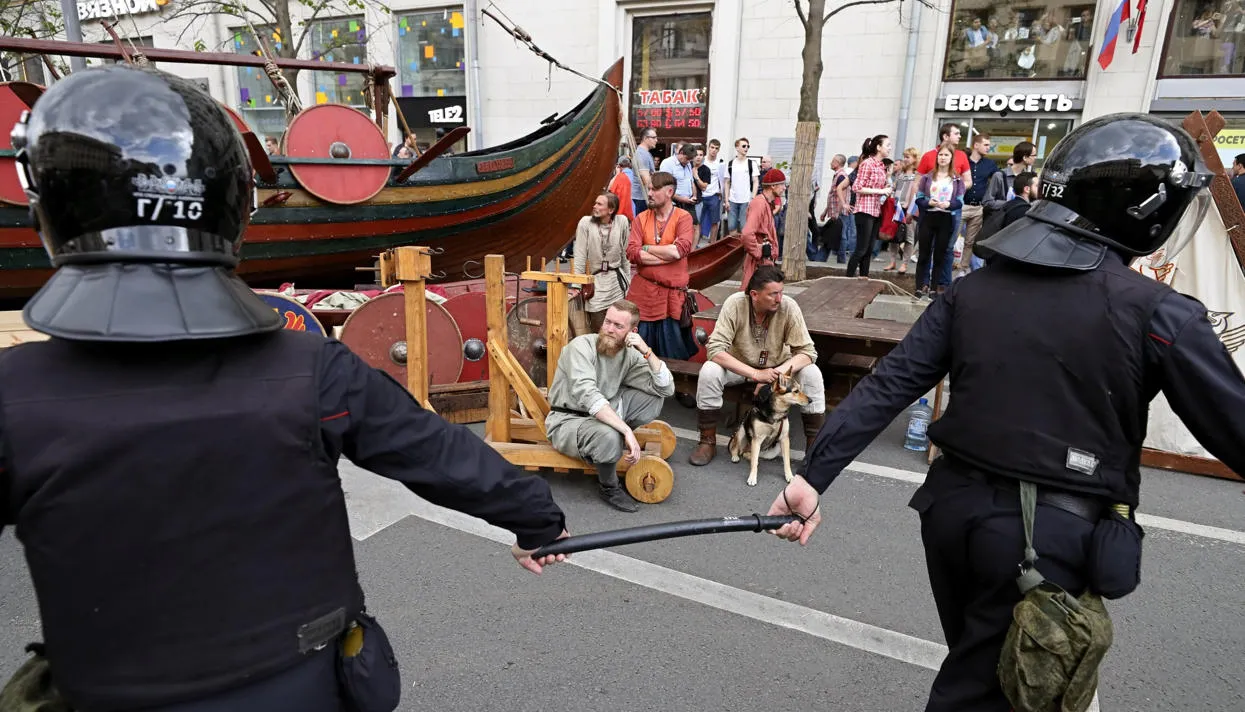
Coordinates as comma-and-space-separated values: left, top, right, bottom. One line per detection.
545, 299, 675, 512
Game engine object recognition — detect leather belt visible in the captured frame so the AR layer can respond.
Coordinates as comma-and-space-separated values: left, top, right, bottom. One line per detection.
551, 405, 591, 417
960, 468, 1105, 522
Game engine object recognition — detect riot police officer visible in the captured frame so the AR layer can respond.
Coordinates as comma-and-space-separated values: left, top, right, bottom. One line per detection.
0, 65, 569, 711
763, 113, 1245, 711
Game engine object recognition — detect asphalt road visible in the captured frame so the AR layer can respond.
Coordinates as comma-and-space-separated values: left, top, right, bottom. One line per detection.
0, 400, 1242, 711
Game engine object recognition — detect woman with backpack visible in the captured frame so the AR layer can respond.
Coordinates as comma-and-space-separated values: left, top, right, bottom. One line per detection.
912, 141, 965, 300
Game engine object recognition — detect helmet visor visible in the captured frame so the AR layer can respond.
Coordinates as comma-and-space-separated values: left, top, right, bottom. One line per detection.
1160, 189, 1213, 263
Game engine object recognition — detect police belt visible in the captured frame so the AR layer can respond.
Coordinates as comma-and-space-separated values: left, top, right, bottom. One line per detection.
958, 466, 1106, 522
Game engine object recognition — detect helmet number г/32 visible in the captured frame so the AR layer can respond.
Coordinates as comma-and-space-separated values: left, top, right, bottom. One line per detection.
136, 196, 203, 221
1041, 182, 1065, 199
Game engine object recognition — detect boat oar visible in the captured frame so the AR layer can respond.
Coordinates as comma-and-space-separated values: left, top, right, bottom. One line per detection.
530, 514, 800, 558
395, 126, 472, 182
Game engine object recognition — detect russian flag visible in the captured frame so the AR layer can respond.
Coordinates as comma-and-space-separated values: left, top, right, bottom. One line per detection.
1097, 0, 1131, 70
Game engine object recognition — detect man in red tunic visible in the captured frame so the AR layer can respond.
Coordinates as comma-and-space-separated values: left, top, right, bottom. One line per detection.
625, 171, 697, 369
740, 168, 787, 291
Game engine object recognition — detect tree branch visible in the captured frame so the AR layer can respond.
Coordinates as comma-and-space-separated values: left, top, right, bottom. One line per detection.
823, 0, 899, 23
793, 0, 808, 30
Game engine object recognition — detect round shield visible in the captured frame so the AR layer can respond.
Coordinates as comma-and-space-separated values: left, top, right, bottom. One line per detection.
254, 292, 327, 336
339, 292, 464, 387
219, 102, 253, 135
506, 297, 549, 388
283, 104, 390, 205
0, 81, 44, 207
441, 291, 491, 383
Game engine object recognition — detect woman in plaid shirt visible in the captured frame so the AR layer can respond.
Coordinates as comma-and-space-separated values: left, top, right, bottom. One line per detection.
847, 135, 894, 278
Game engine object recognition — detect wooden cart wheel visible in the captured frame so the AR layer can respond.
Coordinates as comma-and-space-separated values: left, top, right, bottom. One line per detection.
624, 455, 673, 504
635, 419, 677, 460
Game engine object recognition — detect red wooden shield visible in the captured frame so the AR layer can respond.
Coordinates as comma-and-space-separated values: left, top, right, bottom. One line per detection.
338, 292, 464, 387
688, 290, 717, 364
219, 102, 253, 135
506, 297, 549, 387
441, 291, 490, 383
0, 82, 44, 207
283, 104, 389, 205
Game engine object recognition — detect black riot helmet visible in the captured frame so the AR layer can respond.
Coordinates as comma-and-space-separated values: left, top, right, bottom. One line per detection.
11, 64, 281, 342
977, 113, 1214, 271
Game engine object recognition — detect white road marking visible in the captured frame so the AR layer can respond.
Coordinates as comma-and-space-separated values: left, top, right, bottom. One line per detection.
399, 492, 1100, 711
671, 426, 1245, 547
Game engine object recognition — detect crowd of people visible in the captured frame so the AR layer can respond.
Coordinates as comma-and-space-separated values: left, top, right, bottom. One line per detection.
813, 123, 1041, 300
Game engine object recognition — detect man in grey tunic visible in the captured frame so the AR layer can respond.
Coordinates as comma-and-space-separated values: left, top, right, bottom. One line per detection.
546, 300, 675, 512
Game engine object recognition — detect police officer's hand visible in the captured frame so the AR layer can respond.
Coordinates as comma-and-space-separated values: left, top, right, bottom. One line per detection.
512, 529, 571, 574
766, 476, 821, 546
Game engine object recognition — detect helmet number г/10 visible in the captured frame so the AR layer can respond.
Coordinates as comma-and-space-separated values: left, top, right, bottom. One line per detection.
136, 196, 203, 221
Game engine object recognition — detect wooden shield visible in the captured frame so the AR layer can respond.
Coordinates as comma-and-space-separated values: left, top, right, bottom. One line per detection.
254, 292, 327, 336
505, 297, 549, 387
0, 81, 44, 207
339, 292, 464, 386
441, 291, 491, 383
283, 104, 390, 205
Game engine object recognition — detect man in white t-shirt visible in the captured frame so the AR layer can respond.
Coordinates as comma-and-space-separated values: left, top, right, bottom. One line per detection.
722, 137, 756, 234
698, 139, 726, 243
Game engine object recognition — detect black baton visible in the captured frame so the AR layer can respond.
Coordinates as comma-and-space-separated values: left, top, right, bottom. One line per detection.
531, 514, 801, 558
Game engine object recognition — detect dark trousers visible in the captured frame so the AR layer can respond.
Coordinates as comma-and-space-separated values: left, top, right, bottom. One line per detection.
909, 458, 1095, 712
915, 211, 955, 293
143, 647, 346, 712
846, 212, 880, 277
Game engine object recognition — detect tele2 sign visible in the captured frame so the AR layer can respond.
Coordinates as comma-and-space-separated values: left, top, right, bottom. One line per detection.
943, 94, 1074, 113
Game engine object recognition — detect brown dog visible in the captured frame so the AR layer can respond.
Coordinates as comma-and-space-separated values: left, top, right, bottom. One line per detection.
728, 372, 811, 486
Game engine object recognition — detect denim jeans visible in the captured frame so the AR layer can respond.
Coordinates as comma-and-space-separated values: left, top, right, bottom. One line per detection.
727, 201, 749, 233
837, 212, 857, 263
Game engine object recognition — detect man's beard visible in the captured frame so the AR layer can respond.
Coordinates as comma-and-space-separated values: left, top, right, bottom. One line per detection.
597, 333, 625, 356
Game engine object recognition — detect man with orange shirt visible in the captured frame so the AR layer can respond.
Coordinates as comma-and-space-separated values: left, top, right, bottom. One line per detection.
740, 169, 787, 291
917, 123, 973, 288
625, 171, 697, 364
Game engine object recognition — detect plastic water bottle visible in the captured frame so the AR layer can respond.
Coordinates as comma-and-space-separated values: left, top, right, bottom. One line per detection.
904, 398, 933, 451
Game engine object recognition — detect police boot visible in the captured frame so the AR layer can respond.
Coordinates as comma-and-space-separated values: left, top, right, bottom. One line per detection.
796, 411, 826, 475
596, 462, 638, 512
688, 408, 718, 466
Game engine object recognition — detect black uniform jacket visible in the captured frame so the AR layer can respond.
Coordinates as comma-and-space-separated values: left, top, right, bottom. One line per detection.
0, 338, 567, 551
804, 255, 1245, 492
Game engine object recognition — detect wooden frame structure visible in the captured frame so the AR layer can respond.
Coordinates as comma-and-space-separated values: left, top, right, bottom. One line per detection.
476, 254, 678, 504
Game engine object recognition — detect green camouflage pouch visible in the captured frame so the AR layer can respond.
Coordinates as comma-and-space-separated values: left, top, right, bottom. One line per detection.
997, 482, 1113, 712
0, 644, 73, 712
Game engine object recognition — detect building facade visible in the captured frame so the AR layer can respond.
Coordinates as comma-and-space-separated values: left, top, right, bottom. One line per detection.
5, 0, 1244, 204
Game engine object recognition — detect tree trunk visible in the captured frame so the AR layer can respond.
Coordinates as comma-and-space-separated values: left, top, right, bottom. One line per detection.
276, 4, 298, 92
782, 0, 827, 282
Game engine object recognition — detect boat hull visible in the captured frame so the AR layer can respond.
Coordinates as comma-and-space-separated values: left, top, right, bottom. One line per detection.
0, 60, 625, 299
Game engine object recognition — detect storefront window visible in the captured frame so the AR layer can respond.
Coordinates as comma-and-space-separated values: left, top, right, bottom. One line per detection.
629, 12, 711, 155
1160, 0, 1245, 76
230, 25, 287, 141
396, 6, 466, 98
936, 117, 1076, 170
943, 1, 1096, 80
309, 16, 369, 108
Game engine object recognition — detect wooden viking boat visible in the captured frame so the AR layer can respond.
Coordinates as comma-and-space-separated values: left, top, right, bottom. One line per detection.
0, 36, 636, 298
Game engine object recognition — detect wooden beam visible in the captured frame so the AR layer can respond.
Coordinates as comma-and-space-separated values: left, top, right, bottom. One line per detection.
394, 247, 433, 410
1142, 448, 1242, 482
0, 36, 396, 80
489, 441, 595, 471
486, 340, 549, 435
485, 255, 511, 443
545, 280, 568, 383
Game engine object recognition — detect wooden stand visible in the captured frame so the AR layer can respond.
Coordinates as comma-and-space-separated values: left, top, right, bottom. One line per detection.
479, 254, 677, 504
381, 246, 436, 412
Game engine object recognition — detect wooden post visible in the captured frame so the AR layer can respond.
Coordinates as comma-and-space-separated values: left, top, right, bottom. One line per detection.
393, 246, 433, 409
485, 254, 511, 443
545, 280, 568, 383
